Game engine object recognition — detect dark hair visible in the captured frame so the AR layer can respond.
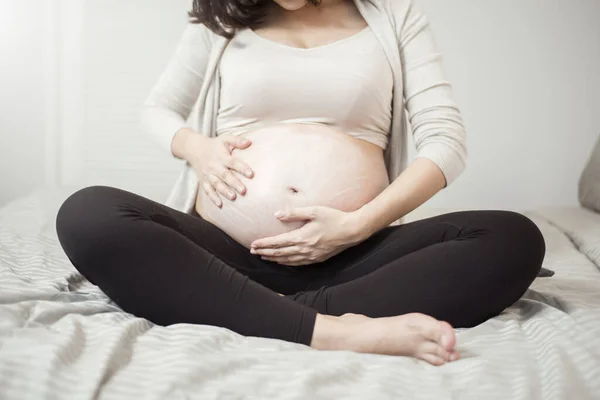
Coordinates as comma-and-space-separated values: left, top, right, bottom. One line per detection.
189, 0, 322, 38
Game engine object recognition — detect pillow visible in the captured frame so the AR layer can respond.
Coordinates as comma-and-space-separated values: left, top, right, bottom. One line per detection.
579, 135, 600, 213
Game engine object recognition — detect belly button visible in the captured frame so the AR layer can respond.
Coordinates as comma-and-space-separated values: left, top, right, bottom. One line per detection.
288, 186, 299, 195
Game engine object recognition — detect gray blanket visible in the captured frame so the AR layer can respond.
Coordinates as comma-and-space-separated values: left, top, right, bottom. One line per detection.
1, 188, 599, 400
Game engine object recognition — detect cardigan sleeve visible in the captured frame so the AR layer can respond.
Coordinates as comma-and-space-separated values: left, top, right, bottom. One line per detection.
140, 23, 213, 156
395, 0, 467, 186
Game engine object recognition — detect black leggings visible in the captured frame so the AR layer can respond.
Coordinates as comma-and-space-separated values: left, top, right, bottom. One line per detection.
55, 186, 546, 346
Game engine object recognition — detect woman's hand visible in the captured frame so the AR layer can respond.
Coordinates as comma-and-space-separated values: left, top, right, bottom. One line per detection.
249, 206, 364, 266
185, 133, 255, 208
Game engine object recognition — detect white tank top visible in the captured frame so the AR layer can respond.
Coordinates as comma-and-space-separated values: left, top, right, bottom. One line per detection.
216, 26, 393, 150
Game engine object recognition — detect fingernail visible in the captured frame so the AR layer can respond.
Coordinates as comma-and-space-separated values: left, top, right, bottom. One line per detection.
237, 185, 244, 193
228, 192, 235, 199
242, 139, 250, 144
274, 211, 284, 218
245, 170, 252, 177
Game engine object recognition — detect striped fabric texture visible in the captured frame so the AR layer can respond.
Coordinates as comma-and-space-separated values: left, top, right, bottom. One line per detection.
1, 188, 600, 400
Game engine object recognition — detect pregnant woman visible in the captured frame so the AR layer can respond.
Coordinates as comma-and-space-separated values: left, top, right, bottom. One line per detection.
56, 0, 546, 366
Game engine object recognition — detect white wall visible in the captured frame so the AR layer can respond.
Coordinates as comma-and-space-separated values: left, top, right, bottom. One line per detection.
0, 0, 598, 209
414, 0, 600, 209
0, 0, 48, 206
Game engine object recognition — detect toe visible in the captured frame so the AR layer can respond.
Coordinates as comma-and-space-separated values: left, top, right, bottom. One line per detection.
414, 316, 455, 352
449, 350, 460, 362
419, 353, 446, 366
410, 313, 448, 341
422, 342, 450, 362
438, 321, 456, 351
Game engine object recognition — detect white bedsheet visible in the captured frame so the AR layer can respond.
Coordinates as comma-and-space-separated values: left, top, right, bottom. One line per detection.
531, 207, 600, 269
1, 188, 600, 400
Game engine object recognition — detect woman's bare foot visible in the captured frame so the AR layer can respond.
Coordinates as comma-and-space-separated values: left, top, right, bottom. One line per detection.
310, 312, 459, 366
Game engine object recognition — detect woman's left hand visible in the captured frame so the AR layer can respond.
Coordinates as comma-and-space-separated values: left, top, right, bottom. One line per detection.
249, 206, 365, 266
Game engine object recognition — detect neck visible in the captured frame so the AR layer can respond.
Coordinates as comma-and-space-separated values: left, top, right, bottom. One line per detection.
269, 0, 351, 27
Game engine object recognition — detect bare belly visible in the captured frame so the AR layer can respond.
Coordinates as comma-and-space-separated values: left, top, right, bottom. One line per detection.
195, 124, 390, 249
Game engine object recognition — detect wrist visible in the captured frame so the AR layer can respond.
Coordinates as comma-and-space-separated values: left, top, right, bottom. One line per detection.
171, 127, 192, 159
345, 208, 375, 244
173, 128, 206, 162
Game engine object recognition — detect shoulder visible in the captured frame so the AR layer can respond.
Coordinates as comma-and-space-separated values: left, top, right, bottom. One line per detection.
181, 23, 220, 50
368, 0, 429, 44
370, 0, 421, 27
371, 0, 411, 15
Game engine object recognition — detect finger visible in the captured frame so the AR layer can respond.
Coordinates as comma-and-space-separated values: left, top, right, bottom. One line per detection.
219, 139, 235, 155
263, 260, 308, 266
224, 136, 252, 150
251, 246, 304, 257
208, 174, 236, 201
222, 158, 252, 193
276, 206, 319, 222
268, 259, 315, 267
251, 232, 301, 249
262, 254, 312, 264
202, 182, 223, 208
215, 166, 246, 196
280, 254, 325, 266
224, 157, 254, 179
280, 261, 310, 266
220, 170, 247, 195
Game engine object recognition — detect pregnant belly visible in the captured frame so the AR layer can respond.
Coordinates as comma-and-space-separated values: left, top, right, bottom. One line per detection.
195, 124, 390, 249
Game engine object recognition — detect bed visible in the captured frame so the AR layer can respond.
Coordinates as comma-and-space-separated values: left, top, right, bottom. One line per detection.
2, 144, 600, 399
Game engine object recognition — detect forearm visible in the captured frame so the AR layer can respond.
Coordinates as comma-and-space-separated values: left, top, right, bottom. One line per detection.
140, 105, 207, 163
141, 105, 188, 156
351, 157, 446, 240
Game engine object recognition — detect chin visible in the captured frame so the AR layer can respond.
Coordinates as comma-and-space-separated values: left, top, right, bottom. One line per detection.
273, 0, 309, 11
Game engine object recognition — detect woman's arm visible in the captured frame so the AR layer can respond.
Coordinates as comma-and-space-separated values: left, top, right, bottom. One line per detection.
350, 0, 467, 240
140, 23, 213, 159
351, 157, 445, 239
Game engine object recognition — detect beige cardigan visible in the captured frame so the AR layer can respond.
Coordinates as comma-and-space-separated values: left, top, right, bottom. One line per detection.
141, 0, 468, 225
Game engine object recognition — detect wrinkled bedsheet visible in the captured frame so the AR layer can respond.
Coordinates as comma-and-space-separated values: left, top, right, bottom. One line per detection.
531, 207, 600, 269
1, 187, 599, 400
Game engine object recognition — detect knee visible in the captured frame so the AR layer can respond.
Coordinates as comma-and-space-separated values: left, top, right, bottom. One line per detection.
491, 211, 546, 278
55, 185, 124, 261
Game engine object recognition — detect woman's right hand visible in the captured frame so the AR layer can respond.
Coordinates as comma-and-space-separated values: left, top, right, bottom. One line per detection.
183, 132, 255, 208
